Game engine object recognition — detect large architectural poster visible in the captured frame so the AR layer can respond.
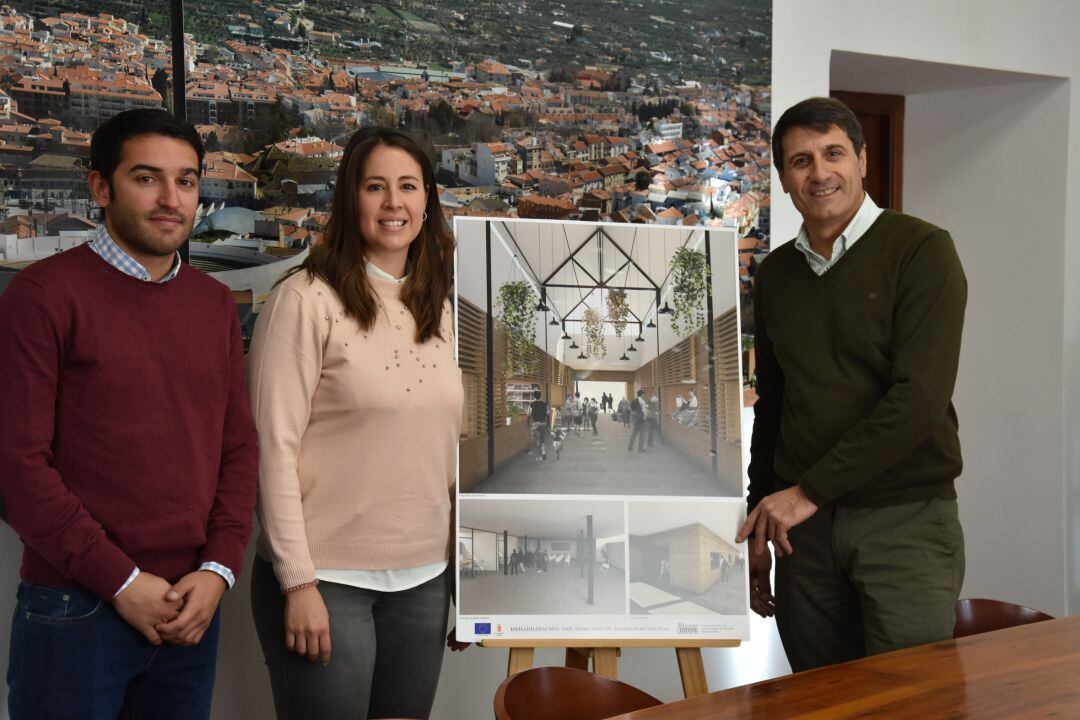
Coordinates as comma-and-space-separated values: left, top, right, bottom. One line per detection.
455, 218, 749, 641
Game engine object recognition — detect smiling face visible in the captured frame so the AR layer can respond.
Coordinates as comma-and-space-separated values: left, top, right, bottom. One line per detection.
356, 144, 428, 278
778, 124, 867, 244
88, 134, 200, 275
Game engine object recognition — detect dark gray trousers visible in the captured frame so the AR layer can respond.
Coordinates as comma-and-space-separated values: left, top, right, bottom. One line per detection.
251, 557, 450, 719
774, 498, 965, 673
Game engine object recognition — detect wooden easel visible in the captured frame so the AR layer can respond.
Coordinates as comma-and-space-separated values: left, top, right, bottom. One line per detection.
481, 638, 740, 698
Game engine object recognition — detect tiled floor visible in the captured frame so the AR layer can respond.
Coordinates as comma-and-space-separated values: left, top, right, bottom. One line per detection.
468, 415, 740, 497
628, 581, 682, 608
646, 600, 716, 615
629, 574, 747, 616
458, 562, 626, 615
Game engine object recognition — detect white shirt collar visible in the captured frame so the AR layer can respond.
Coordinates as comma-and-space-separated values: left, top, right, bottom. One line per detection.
793, 193, 884, 276
365, 260, 407, 284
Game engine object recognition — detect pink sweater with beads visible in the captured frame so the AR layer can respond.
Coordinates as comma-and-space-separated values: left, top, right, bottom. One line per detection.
248, 270, 463, 590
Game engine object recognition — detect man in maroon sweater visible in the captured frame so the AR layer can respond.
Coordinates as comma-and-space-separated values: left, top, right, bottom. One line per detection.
0, 110, 258, 719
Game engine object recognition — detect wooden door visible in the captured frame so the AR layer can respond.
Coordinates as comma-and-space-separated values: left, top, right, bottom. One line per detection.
830, 90, 904, 211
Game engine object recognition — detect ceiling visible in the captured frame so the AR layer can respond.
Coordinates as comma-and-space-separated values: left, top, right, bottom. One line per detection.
830, 51, 1059, 95
455, 218, 740, 371
489, 220, 705, 329
627, 500, 744, 541
459, 498, 625, 539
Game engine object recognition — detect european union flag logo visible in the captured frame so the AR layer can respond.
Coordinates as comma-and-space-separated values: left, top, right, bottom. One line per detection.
474, 622, 492, 635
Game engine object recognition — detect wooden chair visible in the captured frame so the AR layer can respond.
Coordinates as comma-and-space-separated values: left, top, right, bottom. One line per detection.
953, 598, 1054, 639
494, 666, 662, 720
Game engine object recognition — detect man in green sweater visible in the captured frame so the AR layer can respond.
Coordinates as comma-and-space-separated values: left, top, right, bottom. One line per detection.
736, 97, 967, 672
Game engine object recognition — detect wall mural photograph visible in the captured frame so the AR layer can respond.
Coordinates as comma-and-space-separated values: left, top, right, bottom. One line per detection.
0, 0, 772, 349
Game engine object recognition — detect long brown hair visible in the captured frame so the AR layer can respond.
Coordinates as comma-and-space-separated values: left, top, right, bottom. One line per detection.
286, 126, 454, 343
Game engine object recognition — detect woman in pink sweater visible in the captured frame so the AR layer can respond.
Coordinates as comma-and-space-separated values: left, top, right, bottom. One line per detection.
248, 126, 464, 719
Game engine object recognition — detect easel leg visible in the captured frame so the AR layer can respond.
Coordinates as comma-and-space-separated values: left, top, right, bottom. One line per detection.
675, 647, 709, 697
592, 648, 619, 679
565, 648, 589, 671
507, 647, 535, 677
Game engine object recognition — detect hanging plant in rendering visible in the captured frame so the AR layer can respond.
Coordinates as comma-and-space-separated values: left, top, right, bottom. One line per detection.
669, 247, 709, 337
496, 280, 538, 376
584, 307, 606, 360
606, 288, 630, 338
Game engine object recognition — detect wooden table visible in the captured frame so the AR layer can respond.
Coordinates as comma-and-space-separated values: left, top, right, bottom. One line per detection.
609, 616, 1080, 719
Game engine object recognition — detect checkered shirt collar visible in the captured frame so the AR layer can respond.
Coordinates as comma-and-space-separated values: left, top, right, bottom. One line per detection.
88, 225, 181, 283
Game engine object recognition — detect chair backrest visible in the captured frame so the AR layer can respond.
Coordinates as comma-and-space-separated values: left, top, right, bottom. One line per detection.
953, 598, 1054, 639
494, 666, 662, 720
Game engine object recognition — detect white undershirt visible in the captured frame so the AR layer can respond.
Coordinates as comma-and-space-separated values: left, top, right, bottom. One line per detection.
313, 262, 447, 592
792, 193, 884, 275
316, 561, 448, 592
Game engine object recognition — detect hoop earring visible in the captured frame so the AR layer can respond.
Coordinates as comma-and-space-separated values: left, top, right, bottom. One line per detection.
423, 211, 429, 222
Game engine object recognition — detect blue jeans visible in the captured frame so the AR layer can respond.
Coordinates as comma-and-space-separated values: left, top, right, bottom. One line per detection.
7, 582, 220, 720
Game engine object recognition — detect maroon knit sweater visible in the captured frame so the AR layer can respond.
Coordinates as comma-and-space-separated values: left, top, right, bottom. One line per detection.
0, 244, 258, 599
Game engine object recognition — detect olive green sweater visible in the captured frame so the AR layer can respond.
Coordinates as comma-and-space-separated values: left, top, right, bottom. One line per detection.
747, 210, 966, 510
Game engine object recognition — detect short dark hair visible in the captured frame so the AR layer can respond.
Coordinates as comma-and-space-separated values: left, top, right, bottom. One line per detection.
772, 97, 864, 173
90, 109, 205, 190
533, 390, 542, 399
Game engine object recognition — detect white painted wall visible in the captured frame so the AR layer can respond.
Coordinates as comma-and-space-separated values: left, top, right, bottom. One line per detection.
903, 79, 1070, 615
3, 3, 1079, 719
827, 50, 1072, 615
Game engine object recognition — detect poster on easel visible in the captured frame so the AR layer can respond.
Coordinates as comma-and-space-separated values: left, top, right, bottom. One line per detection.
454, 218, 749, 641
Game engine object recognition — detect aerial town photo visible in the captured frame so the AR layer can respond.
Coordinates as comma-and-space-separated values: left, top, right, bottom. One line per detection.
0, 0, 771, 349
